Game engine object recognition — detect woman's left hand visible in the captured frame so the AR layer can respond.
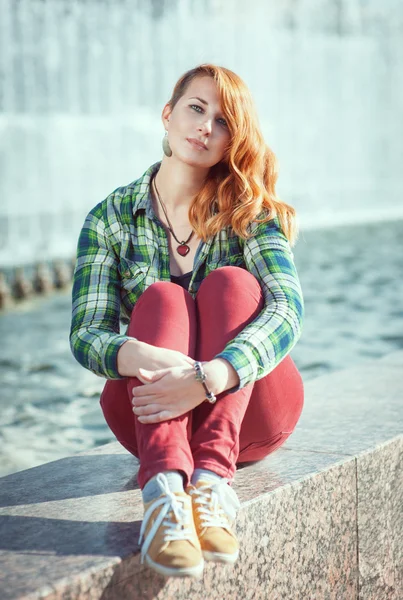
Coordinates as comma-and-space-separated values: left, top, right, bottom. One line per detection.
131, 365, 207, 424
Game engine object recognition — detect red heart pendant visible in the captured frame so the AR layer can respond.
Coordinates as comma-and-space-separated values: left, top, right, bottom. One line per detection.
177, 244, 190, 256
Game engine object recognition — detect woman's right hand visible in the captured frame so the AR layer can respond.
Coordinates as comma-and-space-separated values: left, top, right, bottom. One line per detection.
145, 345, 196, 372
117, 339, 195, 378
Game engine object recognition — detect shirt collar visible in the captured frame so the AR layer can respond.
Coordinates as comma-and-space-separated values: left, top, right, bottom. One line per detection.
131, 160, 162, 218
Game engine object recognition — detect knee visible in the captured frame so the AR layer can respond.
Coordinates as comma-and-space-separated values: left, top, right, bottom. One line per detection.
128, 280, 196, 339
141, 280, 186, 298
198, 266, 263, 305
134, 280, 190, 312
204, 266, 259, 287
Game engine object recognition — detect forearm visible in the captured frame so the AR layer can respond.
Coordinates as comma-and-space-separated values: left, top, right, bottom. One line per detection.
211, 215, 304, 391
117, 339, 154, 378
203, 358, 240, 396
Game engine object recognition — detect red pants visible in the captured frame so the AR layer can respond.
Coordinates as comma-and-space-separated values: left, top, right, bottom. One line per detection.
100, 266, 304, 488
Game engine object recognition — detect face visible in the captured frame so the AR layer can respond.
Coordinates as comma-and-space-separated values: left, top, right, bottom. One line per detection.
162, 76, 231, 169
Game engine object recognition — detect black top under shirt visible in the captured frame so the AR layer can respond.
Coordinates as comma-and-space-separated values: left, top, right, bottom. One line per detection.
170, 271, 192, 291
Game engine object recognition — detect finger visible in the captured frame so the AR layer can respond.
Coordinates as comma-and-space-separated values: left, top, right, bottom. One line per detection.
137, 368, 155, 381
132, 385, 160, 399
134, 370, 169, 389
133, 403, 162, 417
132, 393, 157, 407
136, 371, 162, 385
136, 373, 152, 385
137, 411, 172, 424
139, 367, 171, 381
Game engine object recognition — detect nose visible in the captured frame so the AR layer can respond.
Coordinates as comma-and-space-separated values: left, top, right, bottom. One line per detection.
198, 118, 212, 136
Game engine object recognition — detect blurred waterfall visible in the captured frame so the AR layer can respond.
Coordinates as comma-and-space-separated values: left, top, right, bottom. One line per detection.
1, 0, 402, 267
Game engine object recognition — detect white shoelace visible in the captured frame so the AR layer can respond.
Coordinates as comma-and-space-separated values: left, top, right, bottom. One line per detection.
188, 478, 241, 530
138, 473, 193, 564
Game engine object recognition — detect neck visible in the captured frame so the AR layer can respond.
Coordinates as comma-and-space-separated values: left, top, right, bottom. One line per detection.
153, 155, 209, 212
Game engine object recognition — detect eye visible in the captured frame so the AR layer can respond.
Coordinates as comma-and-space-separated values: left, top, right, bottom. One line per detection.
190, 105, 228, 128
190, 104, 203, 113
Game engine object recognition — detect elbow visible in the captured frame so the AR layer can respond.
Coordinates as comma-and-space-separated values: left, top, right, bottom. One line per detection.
69, 327, 87, 371
295, 294, 304, 335
69, 324, 124, 380
276, 293, 303, 354
288, 294, 304, 347
69, 326, 102, 377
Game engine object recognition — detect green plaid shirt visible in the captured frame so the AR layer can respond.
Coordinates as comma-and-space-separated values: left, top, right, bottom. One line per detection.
70, 161, 304, 391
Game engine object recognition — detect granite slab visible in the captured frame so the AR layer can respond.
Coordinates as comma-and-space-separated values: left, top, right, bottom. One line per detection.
284, 358, 403, 456
101, 458, 357, 600
357, 436, 403, 600
0, 444, 353, 600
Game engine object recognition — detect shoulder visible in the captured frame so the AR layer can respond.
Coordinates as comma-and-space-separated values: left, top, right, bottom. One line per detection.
246, 210, 285, 238
243, 211, 294, 258
84, 161, 160, 236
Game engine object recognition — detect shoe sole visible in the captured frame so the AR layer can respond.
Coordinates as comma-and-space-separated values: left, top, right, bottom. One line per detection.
203, 549, 239, 564
144, 554, 204, 578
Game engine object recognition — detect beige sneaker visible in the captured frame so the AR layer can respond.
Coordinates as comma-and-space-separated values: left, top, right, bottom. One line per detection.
139, 474, 204, 578
187, 478, 241, 564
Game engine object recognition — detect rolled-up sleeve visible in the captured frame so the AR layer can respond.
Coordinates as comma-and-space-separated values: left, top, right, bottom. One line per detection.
69, 204, 135, 379
214, 217, 304, 391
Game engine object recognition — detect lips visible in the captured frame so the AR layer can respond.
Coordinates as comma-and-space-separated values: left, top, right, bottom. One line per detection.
187, 138, 208, 150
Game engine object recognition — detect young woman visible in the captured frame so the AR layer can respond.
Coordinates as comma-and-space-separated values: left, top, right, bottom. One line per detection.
70, 64, 304, 579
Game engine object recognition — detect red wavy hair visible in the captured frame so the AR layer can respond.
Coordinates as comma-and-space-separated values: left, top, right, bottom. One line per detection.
167, 64, 298, 246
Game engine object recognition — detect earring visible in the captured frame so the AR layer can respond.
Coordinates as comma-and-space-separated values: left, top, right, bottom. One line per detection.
162, 132, 172, 157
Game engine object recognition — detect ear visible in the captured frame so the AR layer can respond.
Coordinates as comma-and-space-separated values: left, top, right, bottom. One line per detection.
161, 103, 172, 131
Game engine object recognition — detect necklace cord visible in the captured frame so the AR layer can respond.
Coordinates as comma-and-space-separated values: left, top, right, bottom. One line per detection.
152, 177, 194, 248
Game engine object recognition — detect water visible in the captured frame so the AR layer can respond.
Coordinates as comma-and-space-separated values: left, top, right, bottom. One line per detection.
1, 219, 402, 477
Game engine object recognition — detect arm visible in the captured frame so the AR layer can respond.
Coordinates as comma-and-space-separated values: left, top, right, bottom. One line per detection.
70, 204, 195, 379
210, 217, 304, 392
129, 218, 302, 423
69, 203, 138, 379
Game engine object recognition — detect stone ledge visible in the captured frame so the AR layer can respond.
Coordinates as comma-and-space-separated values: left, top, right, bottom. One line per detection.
0, 352, 402, 599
